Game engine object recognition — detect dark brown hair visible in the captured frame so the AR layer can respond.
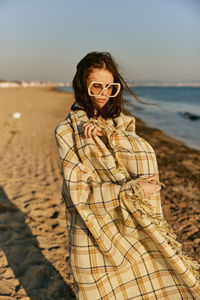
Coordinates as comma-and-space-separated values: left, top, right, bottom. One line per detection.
72, 51, 156, 119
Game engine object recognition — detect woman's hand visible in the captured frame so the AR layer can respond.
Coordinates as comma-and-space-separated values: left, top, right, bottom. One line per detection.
83, 122, 105, 138
139, 174, 161, 199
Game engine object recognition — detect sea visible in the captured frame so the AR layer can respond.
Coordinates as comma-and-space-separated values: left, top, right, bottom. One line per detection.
58, 86, 200, 150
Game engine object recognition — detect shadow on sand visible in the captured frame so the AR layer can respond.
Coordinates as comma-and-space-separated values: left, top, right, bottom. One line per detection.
0, 186, 76, 300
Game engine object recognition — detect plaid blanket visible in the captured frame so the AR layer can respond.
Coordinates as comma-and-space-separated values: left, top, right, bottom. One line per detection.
55, 106, 200, 299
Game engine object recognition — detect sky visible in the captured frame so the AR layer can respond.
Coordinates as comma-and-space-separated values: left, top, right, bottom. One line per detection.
0, 0, 200, 83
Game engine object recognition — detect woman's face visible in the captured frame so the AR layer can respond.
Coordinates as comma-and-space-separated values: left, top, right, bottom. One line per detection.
87, 68, 114, 109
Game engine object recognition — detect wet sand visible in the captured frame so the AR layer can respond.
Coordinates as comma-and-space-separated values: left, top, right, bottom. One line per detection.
0, 87, 199, 299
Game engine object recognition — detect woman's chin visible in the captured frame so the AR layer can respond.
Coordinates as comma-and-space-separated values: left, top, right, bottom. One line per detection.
95, 99, 108, 108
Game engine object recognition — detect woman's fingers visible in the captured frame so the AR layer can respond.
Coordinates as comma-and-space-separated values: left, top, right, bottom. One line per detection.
87, 125, 95, 138
151, 183, 161, 193
147, 184, 161, 199
92, 127, 98, 136
83, 122, 89, 127
84, 123, 95, 138
146, 185, 161, 199
96, 131, 103, 136
83, 123, 105, 138
139, 179, 161, 199
155, 185, 161, 193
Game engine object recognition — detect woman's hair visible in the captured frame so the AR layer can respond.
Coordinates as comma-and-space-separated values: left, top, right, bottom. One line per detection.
72, 51, 156, 119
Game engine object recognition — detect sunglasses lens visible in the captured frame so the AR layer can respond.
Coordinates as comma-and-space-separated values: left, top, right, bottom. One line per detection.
90, 83, 104, 96
109, 84, 120, 97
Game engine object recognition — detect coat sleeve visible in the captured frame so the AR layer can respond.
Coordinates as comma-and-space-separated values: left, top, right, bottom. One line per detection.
55, 123, 135, 218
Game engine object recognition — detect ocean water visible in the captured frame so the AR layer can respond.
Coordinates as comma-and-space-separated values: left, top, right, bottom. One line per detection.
125, 87, 200, 150
59, 86, 200, 150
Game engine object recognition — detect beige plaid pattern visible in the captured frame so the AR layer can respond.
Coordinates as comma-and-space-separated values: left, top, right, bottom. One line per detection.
55, 106, 200, 299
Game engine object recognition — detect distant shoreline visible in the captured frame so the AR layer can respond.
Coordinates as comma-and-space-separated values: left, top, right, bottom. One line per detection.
128, 83, 200, 87
0, 80, 200, 88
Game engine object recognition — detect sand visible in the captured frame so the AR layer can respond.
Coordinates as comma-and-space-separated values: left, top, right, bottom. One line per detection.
0, 87, 199, 299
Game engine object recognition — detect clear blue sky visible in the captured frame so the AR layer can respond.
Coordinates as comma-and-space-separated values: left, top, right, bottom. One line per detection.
0, 0, 200, 83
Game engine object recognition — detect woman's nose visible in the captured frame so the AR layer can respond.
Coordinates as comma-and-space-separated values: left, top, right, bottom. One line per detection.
101, 87, 107, 96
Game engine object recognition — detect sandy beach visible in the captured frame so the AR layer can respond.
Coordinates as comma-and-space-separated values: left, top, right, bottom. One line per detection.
0, 87, 199, 299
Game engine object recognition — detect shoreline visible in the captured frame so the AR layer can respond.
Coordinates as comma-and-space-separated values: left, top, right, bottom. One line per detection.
0, 87, 199, 299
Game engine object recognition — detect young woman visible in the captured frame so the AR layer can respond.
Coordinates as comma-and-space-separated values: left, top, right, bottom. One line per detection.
55, 52, 200, 299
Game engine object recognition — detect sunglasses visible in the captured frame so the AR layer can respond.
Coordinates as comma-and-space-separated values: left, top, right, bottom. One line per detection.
88, 81, 121, 98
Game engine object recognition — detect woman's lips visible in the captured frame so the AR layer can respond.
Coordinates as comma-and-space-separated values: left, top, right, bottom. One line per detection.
97, 98, 107, 103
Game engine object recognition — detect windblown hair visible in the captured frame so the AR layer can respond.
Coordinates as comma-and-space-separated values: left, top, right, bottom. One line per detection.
72, 51, 155, 119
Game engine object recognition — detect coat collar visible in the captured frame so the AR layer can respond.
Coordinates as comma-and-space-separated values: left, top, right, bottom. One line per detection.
68, 102, 135, 133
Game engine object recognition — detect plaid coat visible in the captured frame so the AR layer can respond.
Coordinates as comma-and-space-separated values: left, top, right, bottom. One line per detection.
55, 105, 200, 299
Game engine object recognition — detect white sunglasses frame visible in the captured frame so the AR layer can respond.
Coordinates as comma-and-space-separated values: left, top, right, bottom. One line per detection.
88, 81, 121, 98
